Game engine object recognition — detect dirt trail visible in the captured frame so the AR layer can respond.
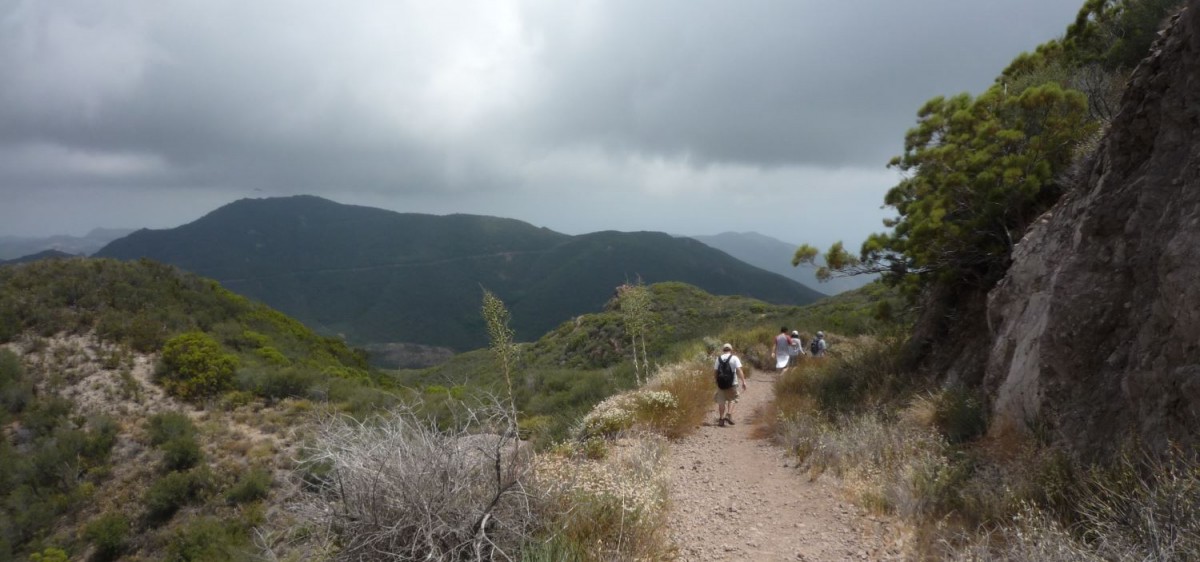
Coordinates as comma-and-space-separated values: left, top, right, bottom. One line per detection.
665, 371, 904, 561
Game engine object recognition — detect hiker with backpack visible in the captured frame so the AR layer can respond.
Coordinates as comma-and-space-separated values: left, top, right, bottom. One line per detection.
714, 342, 746, 427
810, 331, 827, 357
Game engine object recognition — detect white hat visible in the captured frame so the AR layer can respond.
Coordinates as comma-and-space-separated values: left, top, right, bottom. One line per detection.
816, 331, 824, 337
790, 330, 799, 337
722, 343, 733, 351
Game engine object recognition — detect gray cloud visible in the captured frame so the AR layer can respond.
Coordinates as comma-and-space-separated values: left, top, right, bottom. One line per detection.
0, 0, 1084, 250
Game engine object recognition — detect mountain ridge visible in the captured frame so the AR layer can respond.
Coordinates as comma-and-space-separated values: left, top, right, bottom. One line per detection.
97, 196, 824, 355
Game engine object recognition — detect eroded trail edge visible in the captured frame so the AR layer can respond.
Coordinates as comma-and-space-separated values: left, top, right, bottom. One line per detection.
665, 371, 904, 561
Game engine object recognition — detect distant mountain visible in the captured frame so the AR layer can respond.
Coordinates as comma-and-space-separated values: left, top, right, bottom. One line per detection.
0, 228, 135, 260
97, 196, 823, 352
0, 249, 78, 265
690, 232, 876, 295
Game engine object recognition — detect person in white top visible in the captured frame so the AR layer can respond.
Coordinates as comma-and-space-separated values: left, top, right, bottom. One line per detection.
787, 329, 805, 369
713, 343, 746, 427
771, 327, 795, 373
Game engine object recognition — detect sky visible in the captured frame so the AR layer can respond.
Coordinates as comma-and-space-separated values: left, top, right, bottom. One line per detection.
0, 0, 1085, 251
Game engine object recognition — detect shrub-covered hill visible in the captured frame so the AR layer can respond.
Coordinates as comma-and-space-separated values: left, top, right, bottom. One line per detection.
0, 257, 366, 369
0, 257, 409, 561
96, 195, 824, 354
398, 280, 903, 442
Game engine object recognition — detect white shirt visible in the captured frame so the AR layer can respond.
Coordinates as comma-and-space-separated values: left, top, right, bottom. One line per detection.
715, 352, 742, 377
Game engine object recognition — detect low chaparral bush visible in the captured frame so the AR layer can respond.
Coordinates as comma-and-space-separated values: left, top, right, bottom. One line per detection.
224, 467, 272, 504
83, 512, 130, 562
158, 332, 238, 400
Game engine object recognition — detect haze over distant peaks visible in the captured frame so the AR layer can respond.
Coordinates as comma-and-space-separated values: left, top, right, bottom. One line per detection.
690, 231, 875, 295
0, 228, 135, 260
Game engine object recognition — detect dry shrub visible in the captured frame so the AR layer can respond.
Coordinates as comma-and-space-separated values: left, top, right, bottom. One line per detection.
1077, 448, 1200, 561
290, 403, 535, 561
533, 434, 671, 560
944, 505, 1101, 562
936, 448, 1200, 561
576, 359, 713, 441
642, 360, 714, 438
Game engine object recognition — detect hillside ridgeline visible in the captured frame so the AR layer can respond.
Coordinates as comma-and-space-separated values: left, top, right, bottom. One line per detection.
95, 196, 824, 358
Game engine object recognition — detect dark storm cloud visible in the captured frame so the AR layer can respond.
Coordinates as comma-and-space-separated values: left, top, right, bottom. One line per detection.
529, 0, 1092, 168
0, 0, 1084, 242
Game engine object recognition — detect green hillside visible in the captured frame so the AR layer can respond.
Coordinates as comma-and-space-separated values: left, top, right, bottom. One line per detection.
397, 279, 902, 441
0, 257, 414, 560
0, 258, 367, 372
96, 196, 824, 354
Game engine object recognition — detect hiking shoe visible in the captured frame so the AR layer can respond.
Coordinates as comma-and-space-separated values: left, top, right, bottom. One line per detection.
725, 415, 735, 425
718, 418, 726, 427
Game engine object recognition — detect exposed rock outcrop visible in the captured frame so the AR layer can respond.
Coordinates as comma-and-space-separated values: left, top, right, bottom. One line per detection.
983, 2, 1200, 456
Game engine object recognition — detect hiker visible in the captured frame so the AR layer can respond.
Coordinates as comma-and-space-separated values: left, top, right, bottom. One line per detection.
713, 343, 746, 427
787, 330, 805, 367
810, 331, 828, 357
771, 327, 793, 372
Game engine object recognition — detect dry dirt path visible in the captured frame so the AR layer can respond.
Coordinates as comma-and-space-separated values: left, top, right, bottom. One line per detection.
665, 371, 904, 561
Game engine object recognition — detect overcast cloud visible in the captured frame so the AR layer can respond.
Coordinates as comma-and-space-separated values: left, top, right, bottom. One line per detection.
1, 0, 1083, 250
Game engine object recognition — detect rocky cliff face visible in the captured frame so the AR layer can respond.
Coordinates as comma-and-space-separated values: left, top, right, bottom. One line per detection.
983, 2, 1199, 457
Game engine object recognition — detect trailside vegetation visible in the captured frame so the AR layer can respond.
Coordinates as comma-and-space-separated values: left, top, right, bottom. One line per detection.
396, 280, 902, 444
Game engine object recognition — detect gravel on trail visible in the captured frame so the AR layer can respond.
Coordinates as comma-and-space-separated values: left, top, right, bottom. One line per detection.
665, 371, 906, 561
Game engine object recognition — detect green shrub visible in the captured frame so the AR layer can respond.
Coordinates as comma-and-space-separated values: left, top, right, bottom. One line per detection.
218, 390, 255, 411
146, 411, 196, 446
83, 512, 130, 561
159, 332, 238, 400
0, 350, 32, 415
3, 485, 60, 547
82, 415, 120, 463
22, 396, 72, 437
160, 437, 204, 472
147, 413, 203, 471
0, 350, 21, 386
238, 367, 318, 402
933, 388, 987, 444
224, 467, 272, 504
254, 346, 291, 366
29, 547, 69, 562
0, 308, 19, 343
164, 516, 251, 562
143, 468, 212, 525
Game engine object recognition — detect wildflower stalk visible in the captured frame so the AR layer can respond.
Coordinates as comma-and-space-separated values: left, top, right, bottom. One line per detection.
481, 287, 519, 420
619, 280, 653, 385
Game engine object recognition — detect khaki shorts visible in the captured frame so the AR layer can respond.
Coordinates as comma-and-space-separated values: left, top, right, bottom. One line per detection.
713, 387, 740, 405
